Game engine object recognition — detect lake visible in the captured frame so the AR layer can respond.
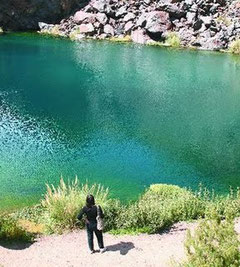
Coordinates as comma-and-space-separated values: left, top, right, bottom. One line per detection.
1, 33, 240, 209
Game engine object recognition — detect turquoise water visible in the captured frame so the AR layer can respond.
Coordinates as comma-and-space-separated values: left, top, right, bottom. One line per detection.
1, 33, 240, 209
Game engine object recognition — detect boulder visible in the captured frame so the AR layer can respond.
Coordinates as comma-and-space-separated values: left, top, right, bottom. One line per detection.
166, 4, 186, 19
91, 0, 107, 12
124, 21, 134, 33
145, 11, 171, 33
131, 29, 149, 44
200, 16, 212, 27
186, 12, 196, 25
73, 11, 95, 24
193, 19, 203, 31
123, 12, 136, 22
116, 6, 127, 18
104, 24, 114, 35
79, 23, 95, 34
136, 13, 147, 27
96, 13, 108, 25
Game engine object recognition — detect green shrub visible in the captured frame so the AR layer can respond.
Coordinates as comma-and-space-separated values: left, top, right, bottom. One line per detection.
185, 219, 240, 267
229, 39, 240, 54
0, 215, 33, 242
13, 204, 45, 224
103, 199, 124, 231
117, 184, 205, 233
41, 177, 110, 233
165, 32, 181, 48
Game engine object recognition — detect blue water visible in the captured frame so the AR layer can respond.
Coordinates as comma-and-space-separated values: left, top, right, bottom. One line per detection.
1, 33, 240, 209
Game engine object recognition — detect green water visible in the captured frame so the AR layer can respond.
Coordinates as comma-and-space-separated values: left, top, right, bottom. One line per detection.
1, 33, 240, 209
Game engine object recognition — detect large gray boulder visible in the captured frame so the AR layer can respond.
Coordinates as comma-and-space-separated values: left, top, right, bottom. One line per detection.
131, 29, 150, 44
73, 11, 95, 24
145, 11, 171, 33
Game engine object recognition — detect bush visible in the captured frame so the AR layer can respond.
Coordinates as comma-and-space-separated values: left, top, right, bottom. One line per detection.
185, 219, 240, 267
116, 184, 205, 233
13, 204, 45, 224
229, 39, 240, 54
41, 177, 110, 233
0, 215, 33, 242
165, 32, 181, 48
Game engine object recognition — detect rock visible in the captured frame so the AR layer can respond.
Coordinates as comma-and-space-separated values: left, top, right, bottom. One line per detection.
91, 0, 107, 13
116, 6, 127, 18
38, 22, 55, 31
131, 29, 149, 44
104, 24, 114, 35
79, 23, 95, 34
186, 12, 196, 25
0, 27, 3, 34
136, 13, 147, 27
166, 4, 186, 19
185, 0, 194, 5
200, 16, 212, 27
193, 19, 203, 31
124, 21, 134, 33
73, 11, 95, 24
123, 12, 136, 22
96, 13, 108, 25
145, 11, 171, 33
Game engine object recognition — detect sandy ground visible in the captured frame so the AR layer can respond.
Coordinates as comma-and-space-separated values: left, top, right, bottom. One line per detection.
0, 222, 196, 267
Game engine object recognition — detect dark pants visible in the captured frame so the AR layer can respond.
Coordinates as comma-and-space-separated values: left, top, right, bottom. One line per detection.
86, 222, 104, 251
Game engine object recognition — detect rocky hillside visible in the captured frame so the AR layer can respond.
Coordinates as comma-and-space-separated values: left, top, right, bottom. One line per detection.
39, 0, 240, 51
0, 0, 88, 30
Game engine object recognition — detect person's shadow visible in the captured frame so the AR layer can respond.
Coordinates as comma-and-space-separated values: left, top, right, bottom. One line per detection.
107, 242, 135, 255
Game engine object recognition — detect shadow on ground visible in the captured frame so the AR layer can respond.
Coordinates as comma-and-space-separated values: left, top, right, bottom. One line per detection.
0, 240, 34, 250
107, 242, 135, 255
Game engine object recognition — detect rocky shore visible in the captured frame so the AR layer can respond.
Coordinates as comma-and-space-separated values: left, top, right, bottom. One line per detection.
38, 0, 240, 51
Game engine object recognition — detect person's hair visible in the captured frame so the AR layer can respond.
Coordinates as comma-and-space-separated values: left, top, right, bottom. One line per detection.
86, 194, 95, 207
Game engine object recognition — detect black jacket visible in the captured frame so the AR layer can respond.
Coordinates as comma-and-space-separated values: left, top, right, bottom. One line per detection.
77, 205, 104, 223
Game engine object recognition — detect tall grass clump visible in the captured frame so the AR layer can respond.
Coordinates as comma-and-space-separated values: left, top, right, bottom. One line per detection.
0, 215, 33, 242
41, 177, 109, 233
116, 184, 205, 233
229, 39, 240, 54
165, 32, 181, 48
185, 219, 240, 267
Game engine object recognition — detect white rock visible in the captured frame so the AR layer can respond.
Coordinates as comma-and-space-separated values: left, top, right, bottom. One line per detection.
104, 24, 114, 35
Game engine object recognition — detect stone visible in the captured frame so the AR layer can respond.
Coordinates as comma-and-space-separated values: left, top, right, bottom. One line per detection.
166, 4, 186, 19
91, 0, 107, 12
38, 22, 54, 31
124, 21, 134, 33
123, 12, 136, 22
116, 6, 127, 18
73, 11, 93, 23
136, 13, 147, 27
79, 23, 95, 34
200, 16, 212, 27
185, 0, 194, 5
186, 12, 196, 25
96, 13, 108, 25
104, 24, 114, 35
145, 11, 170, 33
193, 19, 203, 31
131, 29, 149, 44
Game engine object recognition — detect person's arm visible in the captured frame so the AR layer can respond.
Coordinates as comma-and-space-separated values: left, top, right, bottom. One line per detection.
77, 207, 86, 220
98, 205, 104, 218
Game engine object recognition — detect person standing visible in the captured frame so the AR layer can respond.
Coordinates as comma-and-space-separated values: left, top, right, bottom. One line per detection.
77, 194, 106, 254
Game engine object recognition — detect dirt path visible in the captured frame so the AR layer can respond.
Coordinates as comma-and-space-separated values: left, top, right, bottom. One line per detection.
0, 222, 195, 267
